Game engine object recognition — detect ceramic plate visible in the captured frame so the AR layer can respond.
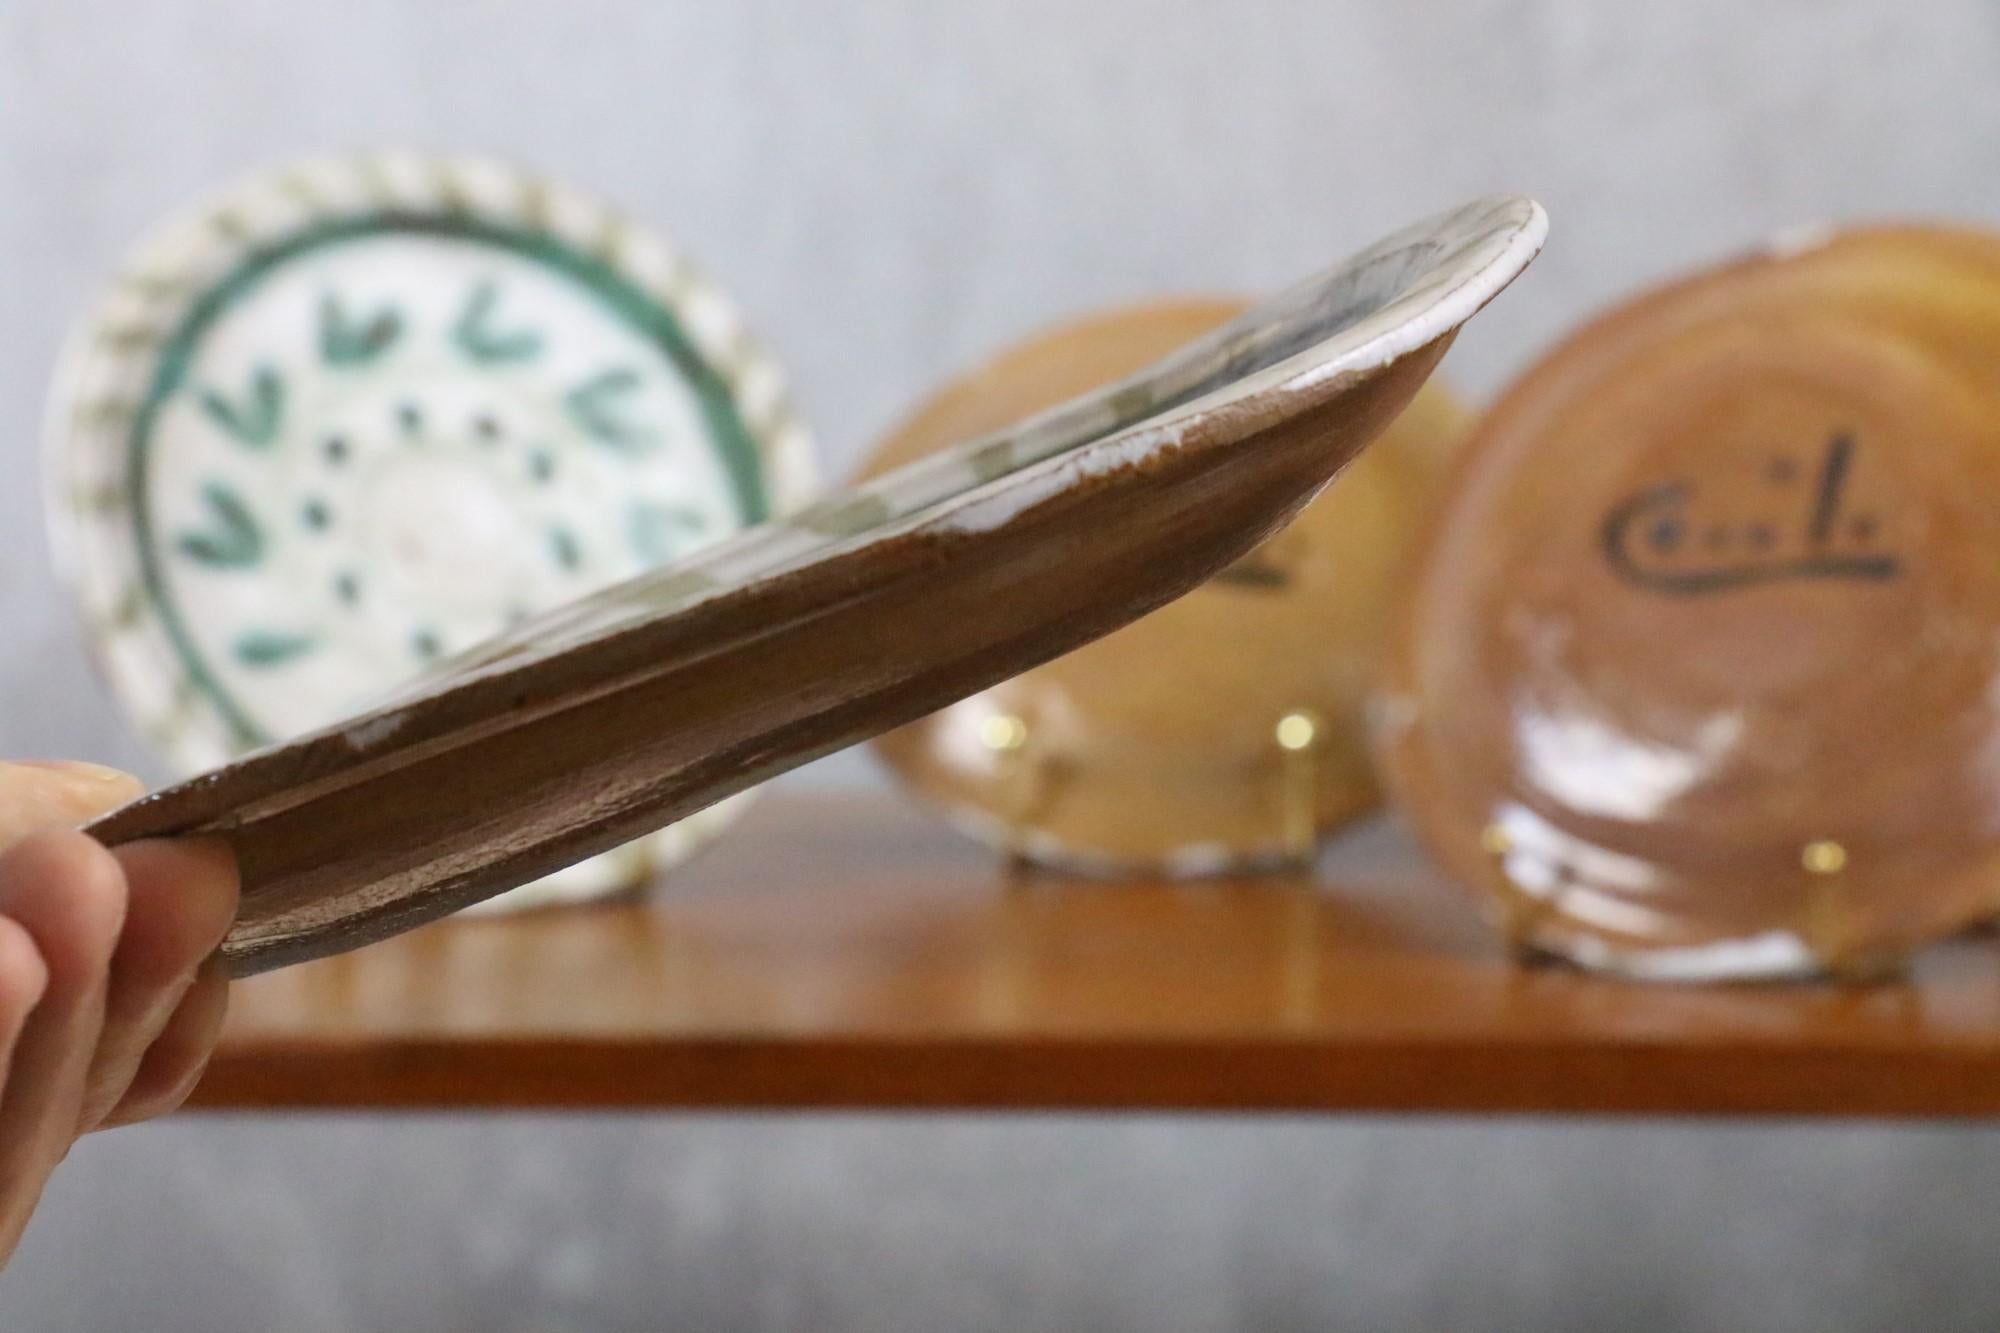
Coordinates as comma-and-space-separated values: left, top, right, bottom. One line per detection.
1376, 222, 2000, 980
47, 153, 815, 907
861, 300, 1469, 874
87, 194, 1546, 973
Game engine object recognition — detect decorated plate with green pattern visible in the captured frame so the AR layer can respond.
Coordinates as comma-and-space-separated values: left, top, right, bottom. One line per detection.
46, 153, 815, 908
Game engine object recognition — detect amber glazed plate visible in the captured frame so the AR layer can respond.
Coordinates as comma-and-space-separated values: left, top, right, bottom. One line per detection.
1378, 222, 2000, 981
88, 195, 1546, 973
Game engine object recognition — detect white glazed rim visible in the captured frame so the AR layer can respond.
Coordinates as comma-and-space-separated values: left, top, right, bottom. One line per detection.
44, 150, 817, 873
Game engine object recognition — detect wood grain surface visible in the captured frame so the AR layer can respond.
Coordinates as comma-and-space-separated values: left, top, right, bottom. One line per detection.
191, 791, 2000, 1117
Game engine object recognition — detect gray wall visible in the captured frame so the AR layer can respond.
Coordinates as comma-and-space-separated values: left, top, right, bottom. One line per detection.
4, 1, 1999, 1328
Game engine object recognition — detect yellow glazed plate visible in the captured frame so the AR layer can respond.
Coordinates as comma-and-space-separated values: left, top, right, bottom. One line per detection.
863, 300, 1468, 874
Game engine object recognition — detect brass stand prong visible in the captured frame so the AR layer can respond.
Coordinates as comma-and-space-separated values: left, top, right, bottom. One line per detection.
1799, 838, 1898, 984
1801, 838, 1852, 978
980, 712, 1040, 874
1273, 709, 1324, 872
1481, 823, 1553, 963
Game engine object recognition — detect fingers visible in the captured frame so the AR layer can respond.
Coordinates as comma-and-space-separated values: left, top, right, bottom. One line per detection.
0, 762, 143, 851
78, 839, 239, 1133
0, 832, 126, 1255
0, 920, 48, 1091
0, 808, 236, 1270
96, 956, 229, 1129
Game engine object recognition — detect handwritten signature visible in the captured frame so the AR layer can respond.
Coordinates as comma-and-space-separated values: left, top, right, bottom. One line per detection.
1600, 433, 1899, 595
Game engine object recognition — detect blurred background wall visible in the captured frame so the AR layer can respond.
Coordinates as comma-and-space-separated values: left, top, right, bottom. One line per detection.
3, 1, 1999, 1328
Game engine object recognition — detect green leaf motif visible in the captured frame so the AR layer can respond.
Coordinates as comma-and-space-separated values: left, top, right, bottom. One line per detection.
175, 482, 265, 569
969, 436, 1019, 484
199, 366, 285, 448
628, 503, 708, 565
601, 566, 722, 614
1107, 382, 1158, 423
564, 368, 655, 452
793, 492, 892, 538
452, 281, 543, 364
232, 629, 318, 667
319, 293, 403, 366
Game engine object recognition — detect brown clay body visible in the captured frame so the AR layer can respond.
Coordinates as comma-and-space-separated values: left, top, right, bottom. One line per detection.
865, 301, 1469, 873
1378, 224, 2000, 981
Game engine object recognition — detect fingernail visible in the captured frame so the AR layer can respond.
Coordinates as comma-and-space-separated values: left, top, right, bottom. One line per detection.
10, 760, 133, 783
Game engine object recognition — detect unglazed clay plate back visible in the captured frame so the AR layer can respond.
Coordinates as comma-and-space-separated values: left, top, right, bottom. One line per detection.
86, 195, 1546, 973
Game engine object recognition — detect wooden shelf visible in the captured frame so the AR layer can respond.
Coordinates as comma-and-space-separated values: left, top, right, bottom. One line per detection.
191, 792, 2000, 1117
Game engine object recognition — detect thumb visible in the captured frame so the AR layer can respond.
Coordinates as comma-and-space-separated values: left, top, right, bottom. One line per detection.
0, 762, 146, 852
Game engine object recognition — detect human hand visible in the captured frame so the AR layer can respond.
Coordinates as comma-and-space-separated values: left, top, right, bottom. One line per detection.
0, 761, 239, 1263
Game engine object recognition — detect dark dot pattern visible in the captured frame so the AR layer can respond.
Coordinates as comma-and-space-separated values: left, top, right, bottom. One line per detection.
550, 526, 582, 571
